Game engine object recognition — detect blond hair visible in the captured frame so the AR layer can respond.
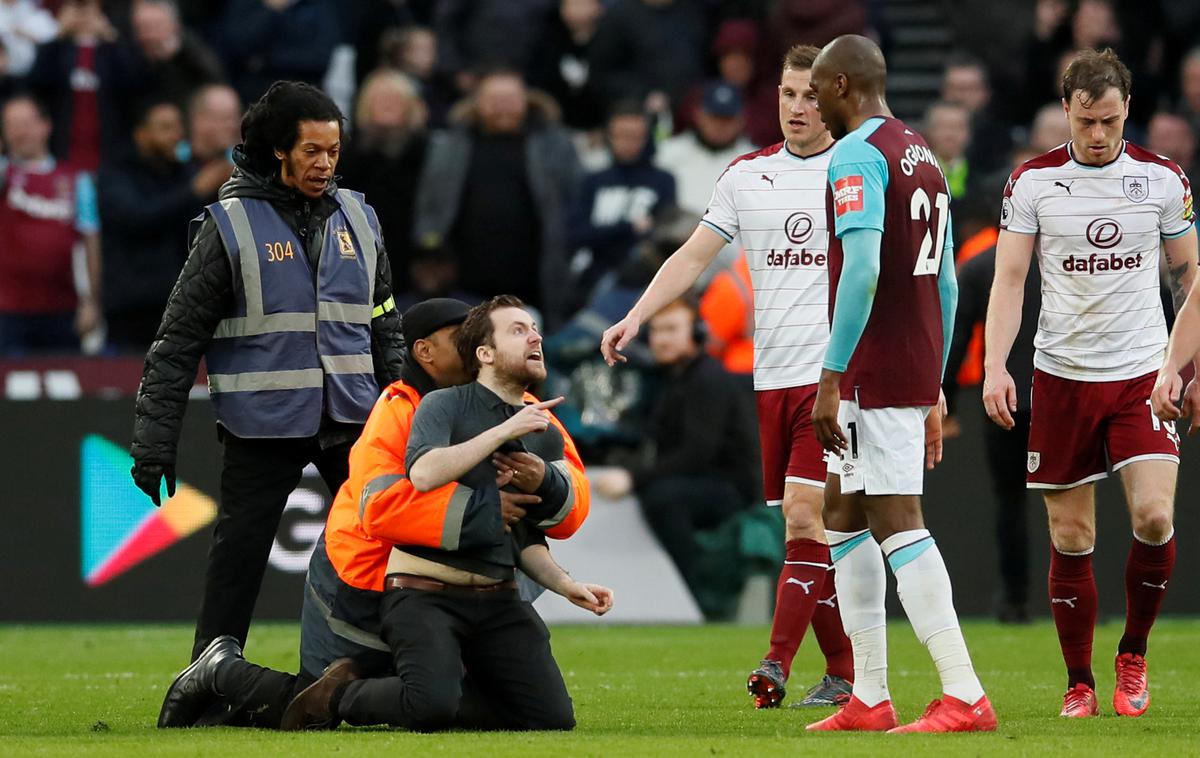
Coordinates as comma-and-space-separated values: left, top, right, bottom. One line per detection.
354, 69, 427, 131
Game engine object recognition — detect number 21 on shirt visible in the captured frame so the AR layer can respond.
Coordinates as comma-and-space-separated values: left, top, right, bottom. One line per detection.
911, 187, 949, 276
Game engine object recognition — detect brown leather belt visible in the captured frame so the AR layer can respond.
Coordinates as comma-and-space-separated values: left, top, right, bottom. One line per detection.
384, 573, 517, 593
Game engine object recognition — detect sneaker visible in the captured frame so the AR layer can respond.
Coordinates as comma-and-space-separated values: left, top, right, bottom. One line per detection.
279, 657, 362, 731
888, 695, 997, 733
1113, 653, 1150, 717
747, 659, 787, 708
806, 695, 899, 731
792, 674, 853, 707
1060, 683, 1099, 718
157, 635, 242, 728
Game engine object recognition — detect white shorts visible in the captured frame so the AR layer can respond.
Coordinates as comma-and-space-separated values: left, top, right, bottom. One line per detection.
825, 398, 930, 495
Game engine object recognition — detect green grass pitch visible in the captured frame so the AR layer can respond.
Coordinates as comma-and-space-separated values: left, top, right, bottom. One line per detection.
1, 619, 1196, 756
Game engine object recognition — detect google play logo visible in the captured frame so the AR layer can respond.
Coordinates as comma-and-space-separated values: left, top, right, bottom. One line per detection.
80, 435, 216, 587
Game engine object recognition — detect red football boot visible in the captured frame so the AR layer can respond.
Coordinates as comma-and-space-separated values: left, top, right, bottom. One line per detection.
888, 694, 997, 733
1060, 683, 1099, 718
1113, 653, 1150, 717
806, 695, 899, 731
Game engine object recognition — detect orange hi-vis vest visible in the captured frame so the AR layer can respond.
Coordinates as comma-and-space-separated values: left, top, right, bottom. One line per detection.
324, 380, 591, 592
953, 226, 1000, 387
700, 252, 754, 375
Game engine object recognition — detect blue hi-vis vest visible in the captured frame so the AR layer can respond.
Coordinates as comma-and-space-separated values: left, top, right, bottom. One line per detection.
204, 189, 381, 438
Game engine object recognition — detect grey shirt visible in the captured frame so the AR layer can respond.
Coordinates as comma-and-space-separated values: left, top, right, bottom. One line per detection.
407, 381, 570, 519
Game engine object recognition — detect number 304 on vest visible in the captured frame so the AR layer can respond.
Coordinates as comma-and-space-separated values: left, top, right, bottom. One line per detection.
264, 241, 296, 261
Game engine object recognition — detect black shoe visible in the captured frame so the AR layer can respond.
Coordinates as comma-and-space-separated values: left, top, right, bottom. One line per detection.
793, 674, 853, 707
157, 635, 242, 728
279, 657, 361, 731
747, 659, 787, 708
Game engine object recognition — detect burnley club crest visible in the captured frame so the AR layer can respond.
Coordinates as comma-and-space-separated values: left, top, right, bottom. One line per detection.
1123, 175, 1148, 203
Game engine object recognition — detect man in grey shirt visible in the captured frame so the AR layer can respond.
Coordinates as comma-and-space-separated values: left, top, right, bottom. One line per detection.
294, 294, 592, 732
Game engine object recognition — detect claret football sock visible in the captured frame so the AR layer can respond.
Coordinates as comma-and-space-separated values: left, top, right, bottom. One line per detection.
882, 529, 985, 705
1049, 546, 1098, 690
1119, 530, 1176, 657
828, 529, 889, 706
765, 539, 831, 678
812, 566, 854, 681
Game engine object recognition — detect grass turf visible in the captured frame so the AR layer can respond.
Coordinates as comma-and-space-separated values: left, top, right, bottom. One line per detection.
1, 619, 1196, 756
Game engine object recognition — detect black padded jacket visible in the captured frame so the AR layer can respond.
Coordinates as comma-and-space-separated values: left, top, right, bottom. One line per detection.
130, 149, 405, 467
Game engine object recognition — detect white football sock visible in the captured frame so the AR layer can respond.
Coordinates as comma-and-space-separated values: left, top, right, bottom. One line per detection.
881, 528, 984, 704
828, 528, 889, 707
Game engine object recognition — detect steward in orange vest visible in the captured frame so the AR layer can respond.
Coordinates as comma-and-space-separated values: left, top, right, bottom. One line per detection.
158, 297, 604, 731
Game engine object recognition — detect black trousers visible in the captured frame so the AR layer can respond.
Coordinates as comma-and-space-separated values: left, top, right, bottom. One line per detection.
336, 586, 575, 732
199, 658, 307, 728
192, 433, 353, 661
637, 475, 746, 583
983, 409, 1032, 606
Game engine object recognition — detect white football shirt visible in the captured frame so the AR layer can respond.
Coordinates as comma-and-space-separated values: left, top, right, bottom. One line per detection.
701, 141, 834, 390
1001, 141, 1195, 381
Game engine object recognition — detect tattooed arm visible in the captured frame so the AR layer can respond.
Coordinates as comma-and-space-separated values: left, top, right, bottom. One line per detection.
1163, 228, 1198, 318
1153, 227, 1200, 429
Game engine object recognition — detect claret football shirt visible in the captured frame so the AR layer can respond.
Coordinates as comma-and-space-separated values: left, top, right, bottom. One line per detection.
825, 116, 954, 408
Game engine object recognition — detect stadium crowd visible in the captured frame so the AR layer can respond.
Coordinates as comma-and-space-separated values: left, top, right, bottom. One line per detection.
3, 0, 1200, 618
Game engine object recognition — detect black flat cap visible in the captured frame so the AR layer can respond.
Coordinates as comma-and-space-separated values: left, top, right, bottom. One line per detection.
401, 298, 471, 349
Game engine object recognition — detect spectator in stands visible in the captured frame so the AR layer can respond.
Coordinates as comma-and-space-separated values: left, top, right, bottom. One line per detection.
1022, 0, 1089, 120
1024, 0, 1162, 124
412, 67, 581, 327
714, 20, 778, 149
377, 25, 453, 128
587, 0, 706, 117
98, 97, 230, 352
0, 39, 16, 103
130, 0, 224, 105
592, 296, 760, 605
655, 81, 753, 221
1148, 111, 1197, 179
941, 53, 1012, 176
27, 0, 144, 172
183, 83, 240, 164
346, 0, 413, 85
0, 94, 101, 355
1177, 48, 1200, 135
1028, 101, 1071, 152
674, 20, 777, 149
566, 101, 675, 308
432, 0, 552, 95
543, 210, 699, 460
338, 69, 428, 299
219, 0, 340, 105
923, 100, 973, 199
528, 0, 606, 132
0, 0, 58, 77
762, 0, 866, 79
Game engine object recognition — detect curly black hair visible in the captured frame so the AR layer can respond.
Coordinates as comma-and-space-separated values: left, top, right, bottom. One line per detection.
240, 81, 343, 176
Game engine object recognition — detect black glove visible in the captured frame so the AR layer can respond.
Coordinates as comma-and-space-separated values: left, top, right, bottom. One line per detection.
131, 461, 176, 507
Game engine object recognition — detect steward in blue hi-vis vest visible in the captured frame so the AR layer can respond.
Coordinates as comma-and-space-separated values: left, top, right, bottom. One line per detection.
204, 189, 383, 438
